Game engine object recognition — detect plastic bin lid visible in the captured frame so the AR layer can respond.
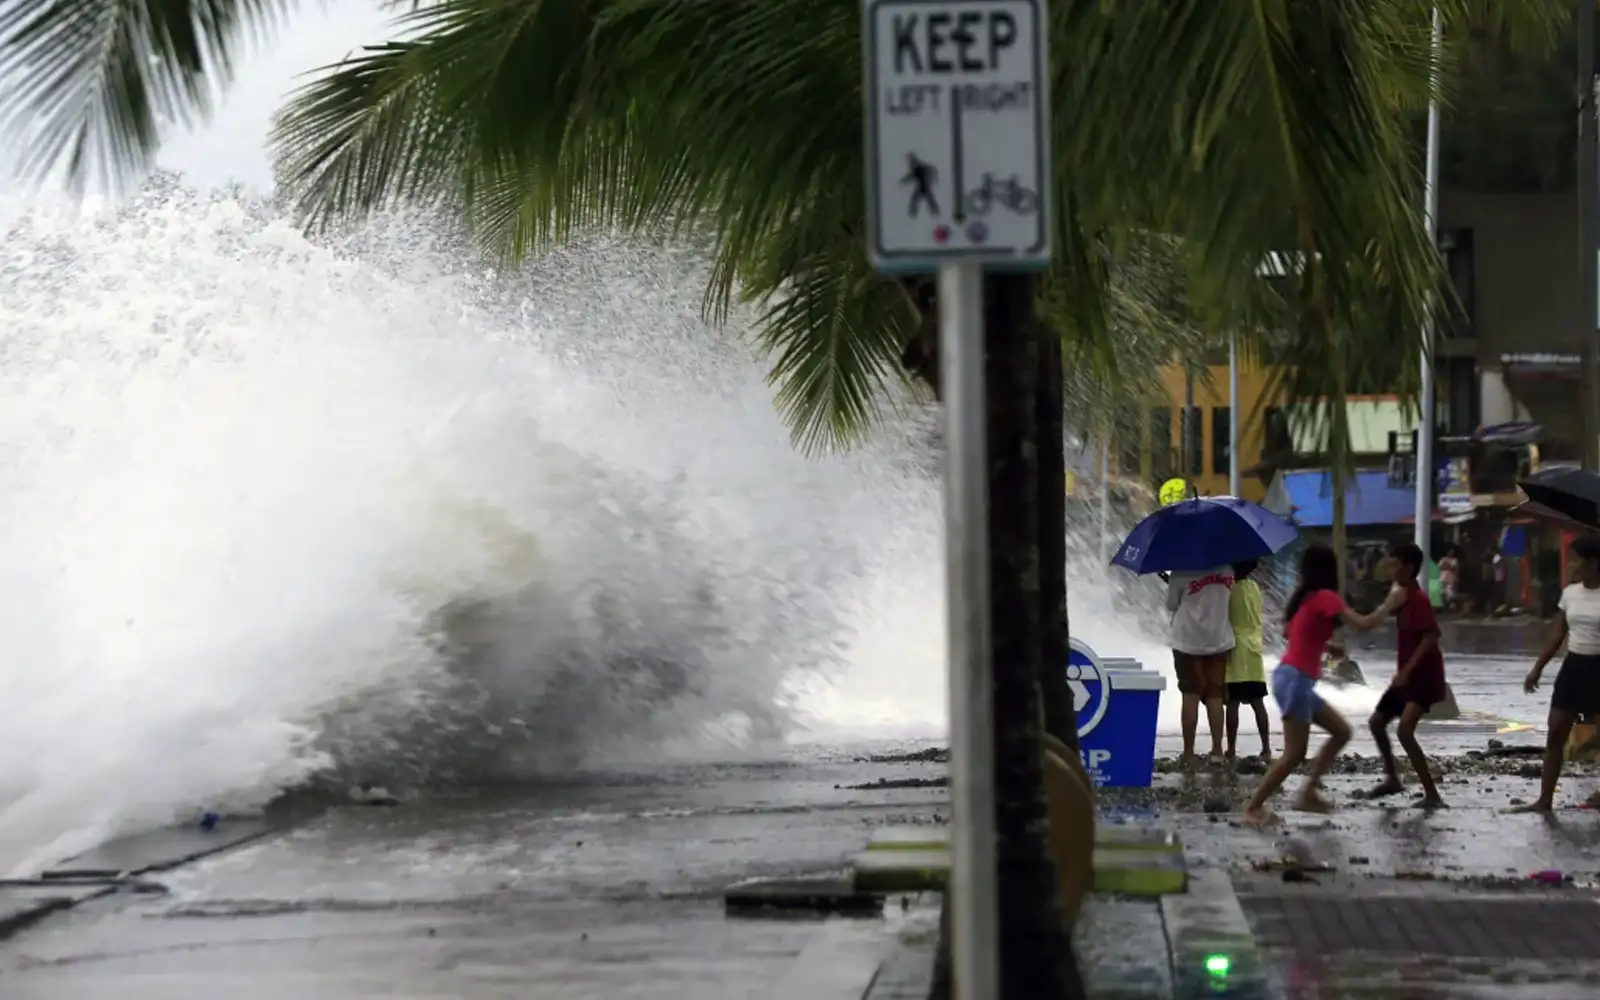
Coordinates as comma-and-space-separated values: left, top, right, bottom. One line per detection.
1106, 670, 1167, 691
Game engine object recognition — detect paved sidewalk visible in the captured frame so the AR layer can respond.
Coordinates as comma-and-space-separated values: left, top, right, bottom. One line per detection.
1235, 872, 1600, 997
860, 895, 1168, 1000
859, 872, 1600, 1000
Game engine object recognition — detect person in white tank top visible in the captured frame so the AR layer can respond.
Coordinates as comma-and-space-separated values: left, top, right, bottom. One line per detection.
1509, 536, 1600, 814
1166, 566, 1235, 764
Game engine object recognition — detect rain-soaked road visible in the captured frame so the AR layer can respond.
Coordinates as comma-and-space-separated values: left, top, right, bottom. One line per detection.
5, 627, 1600, 998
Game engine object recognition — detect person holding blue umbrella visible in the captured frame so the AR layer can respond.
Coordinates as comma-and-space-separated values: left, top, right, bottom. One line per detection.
1113, 496, 1300, 768
1112, 496, 1300, 576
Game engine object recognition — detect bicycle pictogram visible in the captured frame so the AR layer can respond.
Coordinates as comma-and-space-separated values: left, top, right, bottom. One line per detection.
963, 172, 1039, 217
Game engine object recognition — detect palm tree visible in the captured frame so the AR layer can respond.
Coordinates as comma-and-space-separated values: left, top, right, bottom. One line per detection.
0, 3, 1571, 998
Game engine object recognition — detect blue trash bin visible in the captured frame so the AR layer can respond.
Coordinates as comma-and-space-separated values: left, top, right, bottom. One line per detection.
1068, 637, 1166, 788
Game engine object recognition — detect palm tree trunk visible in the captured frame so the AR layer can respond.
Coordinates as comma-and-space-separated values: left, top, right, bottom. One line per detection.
928, 274, 1082, 1000
1036, 329, 1078, 751
985, 273, 1081, 998
1331, 330, 1350, 598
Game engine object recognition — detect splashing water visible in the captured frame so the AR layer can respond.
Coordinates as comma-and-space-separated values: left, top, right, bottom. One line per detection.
0, 178, 1171, 874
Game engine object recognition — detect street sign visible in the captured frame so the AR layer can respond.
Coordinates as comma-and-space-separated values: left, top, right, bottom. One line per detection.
862, 0, 1051, 272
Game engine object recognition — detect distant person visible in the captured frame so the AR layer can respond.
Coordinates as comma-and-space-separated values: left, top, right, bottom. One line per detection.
1491, 548, 1509, 612
1439, 548, 1460, 611
1225, 559, 1271, 761
1242, 543, 1404, 826
1364, 542, 1447, 808
1166, 564, 1235, 767
1506, 536, 1600, 814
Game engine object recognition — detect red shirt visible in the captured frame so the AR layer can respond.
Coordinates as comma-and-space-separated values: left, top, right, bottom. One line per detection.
1395, 582, 1447, 704
1282, 589, 1345, 679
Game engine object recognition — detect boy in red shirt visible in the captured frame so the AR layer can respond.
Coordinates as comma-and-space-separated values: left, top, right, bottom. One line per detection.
1364, 541, 1446, 808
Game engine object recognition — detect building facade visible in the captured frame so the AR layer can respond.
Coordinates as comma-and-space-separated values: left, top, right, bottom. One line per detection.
1436, 190, 1584, 459
1115, 357, 1288, 503
1122, 188, 1582, 488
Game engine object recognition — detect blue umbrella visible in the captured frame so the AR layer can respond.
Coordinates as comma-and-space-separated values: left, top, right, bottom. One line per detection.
1111, 496, 1299, 575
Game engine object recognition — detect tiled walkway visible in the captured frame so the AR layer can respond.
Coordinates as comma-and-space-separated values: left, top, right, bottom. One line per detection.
1236, 876, 1600, 997
1242, 893, 1600, 961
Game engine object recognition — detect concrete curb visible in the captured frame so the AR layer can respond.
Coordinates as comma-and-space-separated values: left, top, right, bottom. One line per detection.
44, 818, 277, 878
0, 817, 287, 945
1160, 866, 1273, 999
0, 886, 117, 942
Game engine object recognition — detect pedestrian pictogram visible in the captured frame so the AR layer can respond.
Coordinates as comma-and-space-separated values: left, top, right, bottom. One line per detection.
863, 0, 1051, 272
903, 153, 940, 216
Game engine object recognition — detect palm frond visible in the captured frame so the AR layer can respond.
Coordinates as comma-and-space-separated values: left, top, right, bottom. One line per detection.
271, 0, 1565, 459
0, 0, 292, 189
740, 225, 918, 453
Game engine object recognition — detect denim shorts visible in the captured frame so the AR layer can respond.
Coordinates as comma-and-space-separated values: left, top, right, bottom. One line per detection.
1271, 663, 1324, 724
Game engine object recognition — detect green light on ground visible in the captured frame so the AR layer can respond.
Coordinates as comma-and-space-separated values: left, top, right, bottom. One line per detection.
1204, 954, 1232, 977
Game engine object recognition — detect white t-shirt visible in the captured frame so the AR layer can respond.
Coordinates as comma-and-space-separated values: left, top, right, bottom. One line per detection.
1563, 583, 1600, 655
1167, 567, 1237, 656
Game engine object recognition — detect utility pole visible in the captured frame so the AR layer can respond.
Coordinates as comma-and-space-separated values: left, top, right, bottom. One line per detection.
1182, 368, 1195, 490
1228, 331, 1241, 497
1414, 6, 1441, 561
1581, 0, 1600, 470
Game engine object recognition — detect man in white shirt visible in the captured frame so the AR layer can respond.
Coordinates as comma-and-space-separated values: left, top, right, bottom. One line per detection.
1167, 565, 1237, 765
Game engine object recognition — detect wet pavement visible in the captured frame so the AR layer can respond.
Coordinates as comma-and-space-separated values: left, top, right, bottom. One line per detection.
0, 755, 945, 999
5, 643, 1600, 998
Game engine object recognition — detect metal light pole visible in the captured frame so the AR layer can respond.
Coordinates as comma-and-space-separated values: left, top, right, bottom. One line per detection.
1581, 0, 1600, 470
1413, 5, 1443, 558
1182, 369, 1195, 487
1100, 433, 1112, 567
1228, 330, 1241, 497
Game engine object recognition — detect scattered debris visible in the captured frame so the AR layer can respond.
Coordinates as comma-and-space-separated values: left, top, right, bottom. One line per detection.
840, 776, 947, 791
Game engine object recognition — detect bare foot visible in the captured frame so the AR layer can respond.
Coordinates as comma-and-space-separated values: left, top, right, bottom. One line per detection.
1362, 779, 1403, 800
1415, 795, 1447, 810
1241, 806, 1280, 828
1258, 749, 1273, 762
1179, 753, 1198, 772
1502, 801, 1553, 815
1292, 788, 1335, 814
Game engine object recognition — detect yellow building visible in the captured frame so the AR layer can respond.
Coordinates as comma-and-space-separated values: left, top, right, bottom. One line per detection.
1112, 358, 1287, 503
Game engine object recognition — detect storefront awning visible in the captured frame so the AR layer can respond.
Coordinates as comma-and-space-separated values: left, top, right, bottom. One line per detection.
1269, 470, 1422, 528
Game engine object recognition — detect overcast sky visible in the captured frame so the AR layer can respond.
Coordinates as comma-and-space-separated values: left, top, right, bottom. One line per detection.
3, 0, 398, 195
159, 0, 397, 191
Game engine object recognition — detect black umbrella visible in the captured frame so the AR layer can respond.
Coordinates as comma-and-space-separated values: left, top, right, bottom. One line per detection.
1517, 467, 1600, 528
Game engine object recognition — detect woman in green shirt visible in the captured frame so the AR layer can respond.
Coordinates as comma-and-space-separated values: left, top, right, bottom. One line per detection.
1226, 559, 1273, 760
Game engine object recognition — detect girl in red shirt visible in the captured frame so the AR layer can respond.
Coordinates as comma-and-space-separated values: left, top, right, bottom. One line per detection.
1243, 543, 1404, 826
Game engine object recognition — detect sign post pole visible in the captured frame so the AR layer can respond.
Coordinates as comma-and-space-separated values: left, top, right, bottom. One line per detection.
863, 2, 1050, 996
937, 257, 999, 1000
